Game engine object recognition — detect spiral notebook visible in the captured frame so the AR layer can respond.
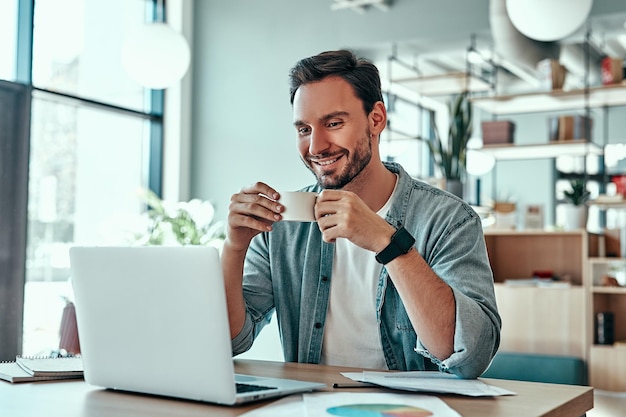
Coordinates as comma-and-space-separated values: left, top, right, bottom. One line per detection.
0, 356, 83, 383
69, 246, 325, 405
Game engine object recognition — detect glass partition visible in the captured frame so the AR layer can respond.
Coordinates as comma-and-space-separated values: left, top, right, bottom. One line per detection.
0, 0, 18, 81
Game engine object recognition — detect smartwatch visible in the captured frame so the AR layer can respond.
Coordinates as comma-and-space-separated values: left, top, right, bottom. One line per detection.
375, 226, 415, 265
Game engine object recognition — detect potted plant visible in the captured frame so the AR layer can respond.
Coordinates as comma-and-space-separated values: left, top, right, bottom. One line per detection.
561, 178, 590, 230
419, 92, 473, 198
135, 189, 225, 248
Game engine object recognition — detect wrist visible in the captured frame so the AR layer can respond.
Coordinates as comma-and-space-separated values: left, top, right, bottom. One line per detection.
375, 226, 415, 265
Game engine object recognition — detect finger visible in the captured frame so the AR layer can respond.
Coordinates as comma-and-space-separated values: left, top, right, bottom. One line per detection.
316, 189, 344, 203
317, 213, 340, 233
229, 212, 275, 233
230, 194, 283, 223
240, 182, 280, 201
318, 220, 339, 243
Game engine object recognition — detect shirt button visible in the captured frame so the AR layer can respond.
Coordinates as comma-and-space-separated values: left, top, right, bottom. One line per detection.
314, 322, 322, 329
321, 276, 328, 282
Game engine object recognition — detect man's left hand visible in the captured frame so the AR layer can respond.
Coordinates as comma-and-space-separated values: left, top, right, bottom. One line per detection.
315, 189, 395, 252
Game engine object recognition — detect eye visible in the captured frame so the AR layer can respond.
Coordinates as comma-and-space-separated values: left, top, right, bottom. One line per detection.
327, 120, 343, 129
297, 126, 311, 135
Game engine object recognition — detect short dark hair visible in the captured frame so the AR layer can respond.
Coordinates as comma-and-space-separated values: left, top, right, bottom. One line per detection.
288, 50, 383, 115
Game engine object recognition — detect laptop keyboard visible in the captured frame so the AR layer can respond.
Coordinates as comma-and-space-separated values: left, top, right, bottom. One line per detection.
236, 383, 277, 394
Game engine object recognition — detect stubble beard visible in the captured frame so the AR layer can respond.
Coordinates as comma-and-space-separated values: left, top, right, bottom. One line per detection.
302, 129, 373, 190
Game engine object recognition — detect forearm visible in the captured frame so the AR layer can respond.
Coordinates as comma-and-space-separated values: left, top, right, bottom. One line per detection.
385, 249, 456, 360
221, 240, 248, 339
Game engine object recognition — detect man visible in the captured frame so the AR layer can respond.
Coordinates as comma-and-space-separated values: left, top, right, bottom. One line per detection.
222, 50, 500, 379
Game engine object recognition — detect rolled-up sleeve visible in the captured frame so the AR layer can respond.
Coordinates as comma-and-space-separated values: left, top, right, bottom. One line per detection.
413, 216, 501, 379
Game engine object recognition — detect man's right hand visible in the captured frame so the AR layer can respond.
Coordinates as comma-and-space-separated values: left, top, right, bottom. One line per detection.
225, 182, 284, 252
223, 182, 283, 339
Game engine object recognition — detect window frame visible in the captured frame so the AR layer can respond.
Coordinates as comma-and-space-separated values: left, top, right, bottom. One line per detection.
0, 0, 169, 360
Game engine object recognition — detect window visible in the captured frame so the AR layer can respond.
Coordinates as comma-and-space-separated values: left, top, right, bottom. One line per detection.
31, 0, 147, 112
380, 93, 432, 179
0, 0, 18, 81
24, 93, 155, 353
0, 0, 166, 358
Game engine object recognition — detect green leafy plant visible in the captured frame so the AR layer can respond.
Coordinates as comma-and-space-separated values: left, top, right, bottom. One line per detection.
135, 189, 225, 246
563, 179, 590, 206
419, 92, 473, 180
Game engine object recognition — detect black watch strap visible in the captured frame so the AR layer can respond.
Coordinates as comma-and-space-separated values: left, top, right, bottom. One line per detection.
375, 226, 416, 265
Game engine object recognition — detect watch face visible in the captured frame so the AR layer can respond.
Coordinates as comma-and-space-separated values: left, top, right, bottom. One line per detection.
375, 227, 415, 264
395, 227, 416, 252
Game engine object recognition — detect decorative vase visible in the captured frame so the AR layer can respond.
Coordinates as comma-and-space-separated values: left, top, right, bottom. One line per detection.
560, 204, 588, 231
445, 179, 464, 199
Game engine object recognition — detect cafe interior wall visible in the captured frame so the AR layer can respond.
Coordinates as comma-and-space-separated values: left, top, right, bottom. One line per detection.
189, 0, 626, 359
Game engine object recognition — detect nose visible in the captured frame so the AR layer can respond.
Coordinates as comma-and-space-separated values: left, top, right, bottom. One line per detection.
308, 127, 330, 156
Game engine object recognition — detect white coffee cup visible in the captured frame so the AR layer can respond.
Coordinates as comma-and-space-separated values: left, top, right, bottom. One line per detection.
278, 191, 317, 222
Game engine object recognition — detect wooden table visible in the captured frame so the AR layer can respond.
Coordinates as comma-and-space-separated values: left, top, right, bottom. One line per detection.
1, 359, 593, 416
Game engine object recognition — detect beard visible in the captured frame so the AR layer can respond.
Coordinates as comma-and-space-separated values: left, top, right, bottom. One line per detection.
302, 128, 373, 190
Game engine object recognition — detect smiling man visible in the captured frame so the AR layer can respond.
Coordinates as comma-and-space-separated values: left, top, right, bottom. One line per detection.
222, 50, 501, 378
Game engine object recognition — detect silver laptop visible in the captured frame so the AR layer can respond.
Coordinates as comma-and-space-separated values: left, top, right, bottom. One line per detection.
69, 245, 325, 405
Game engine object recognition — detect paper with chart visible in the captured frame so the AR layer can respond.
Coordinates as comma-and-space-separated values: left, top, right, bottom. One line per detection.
239, 392, 462, 417
342, 371, 516, 397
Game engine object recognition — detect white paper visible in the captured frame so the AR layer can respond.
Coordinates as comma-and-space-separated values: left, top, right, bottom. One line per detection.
239, 395, 305, 417
241, 392, 462, 417
342, 371, 516, 397
303, 392, 462, 417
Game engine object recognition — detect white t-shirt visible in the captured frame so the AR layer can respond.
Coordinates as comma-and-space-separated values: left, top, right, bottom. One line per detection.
320, 179, 398, 369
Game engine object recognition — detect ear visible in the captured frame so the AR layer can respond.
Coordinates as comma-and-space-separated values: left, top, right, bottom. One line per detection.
368, 101, 387, 137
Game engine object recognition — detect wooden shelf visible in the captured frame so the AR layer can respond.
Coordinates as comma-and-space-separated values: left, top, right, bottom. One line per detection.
588, 201, 626, 210
392, 71, 491, 96
592, 287, 626, 294
588, 257, 626, 263
479, 141, 603, 160
471, 82, 626, 115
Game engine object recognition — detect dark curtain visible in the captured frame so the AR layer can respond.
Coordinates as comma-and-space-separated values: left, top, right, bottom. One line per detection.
0, 80, 31, 361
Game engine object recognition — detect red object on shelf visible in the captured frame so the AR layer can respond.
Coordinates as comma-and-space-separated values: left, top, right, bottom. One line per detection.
532, 270, 553, 279
612, 175, 626, 197
601, 56, 624, 85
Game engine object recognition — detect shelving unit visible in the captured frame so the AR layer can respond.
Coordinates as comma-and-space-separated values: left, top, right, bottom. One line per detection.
382, 50, 493, 179
474, 77, 626, 388
471, 82, 626, 115
484, 230, 588, 358
587, 257, 626, 390
392, 71, 492, 96
481, 141, 603, 160
483, 228, 626, 391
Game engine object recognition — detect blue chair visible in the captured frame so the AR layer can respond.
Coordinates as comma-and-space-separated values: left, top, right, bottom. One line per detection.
481, 352, 587, 386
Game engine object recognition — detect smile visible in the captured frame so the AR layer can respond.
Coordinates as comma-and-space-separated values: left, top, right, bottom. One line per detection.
310, 153, 344, 167
317, 157, 338, 166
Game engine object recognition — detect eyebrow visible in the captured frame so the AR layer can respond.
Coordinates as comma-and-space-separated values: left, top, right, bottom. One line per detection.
293, 111, 350, 127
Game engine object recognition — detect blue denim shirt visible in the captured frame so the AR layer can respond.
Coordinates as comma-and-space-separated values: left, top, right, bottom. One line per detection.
232, 162, 501, 378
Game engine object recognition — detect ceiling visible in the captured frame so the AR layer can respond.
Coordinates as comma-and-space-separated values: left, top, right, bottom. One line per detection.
341, 0, 626, 98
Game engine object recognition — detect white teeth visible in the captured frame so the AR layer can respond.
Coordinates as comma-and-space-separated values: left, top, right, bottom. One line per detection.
317, 158, 338, 166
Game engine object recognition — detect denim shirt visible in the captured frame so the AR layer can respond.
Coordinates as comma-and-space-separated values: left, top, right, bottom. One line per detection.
232, 162, 501, 379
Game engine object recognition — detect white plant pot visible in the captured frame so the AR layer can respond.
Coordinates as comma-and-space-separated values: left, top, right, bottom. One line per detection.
559, 204, 588, 231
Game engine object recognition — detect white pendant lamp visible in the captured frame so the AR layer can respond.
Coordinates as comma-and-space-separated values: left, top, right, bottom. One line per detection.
121, 19, 190, 89
505, 0, 593, 42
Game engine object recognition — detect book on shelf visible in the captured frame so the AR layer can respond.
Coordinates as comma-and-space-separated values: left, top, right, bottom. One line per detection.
0, 356, 83, 383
